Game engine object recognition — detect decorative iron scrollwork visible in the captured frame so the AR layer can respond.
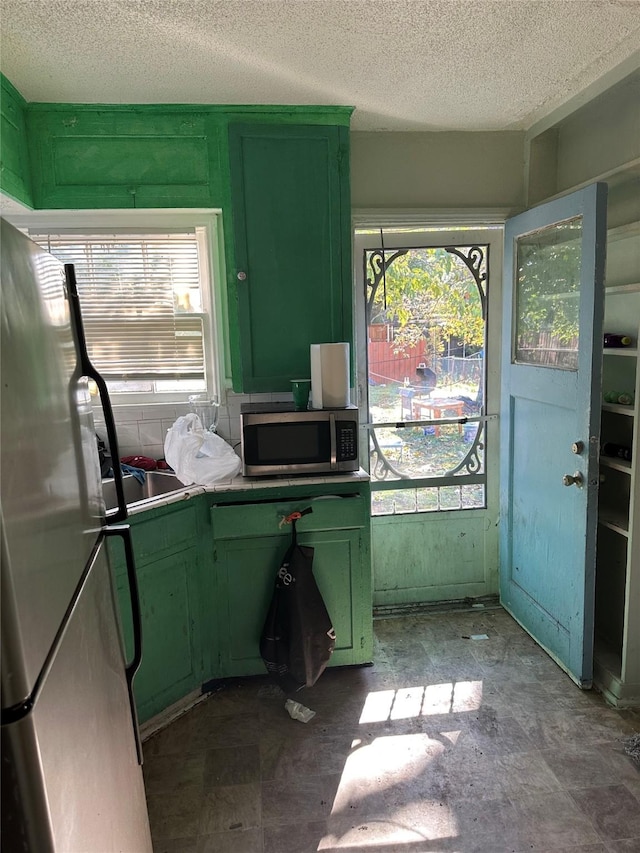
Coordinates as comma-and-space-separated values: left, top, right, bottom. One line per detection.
445, 422, 484, 476
445, 245, 487, 313
369, 430, 409, 481
366, 243, 488, 484
365, 248, 409, 325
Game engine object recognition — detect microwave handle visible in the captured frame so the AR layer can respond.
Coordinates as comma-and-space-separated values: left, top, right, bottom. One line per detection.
330, 413, 337, 469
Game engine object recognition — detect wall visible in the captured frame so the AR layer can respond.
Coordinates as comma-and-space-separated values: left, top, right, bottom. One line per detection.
350, 130, 526, 211
526, 68, 640, 214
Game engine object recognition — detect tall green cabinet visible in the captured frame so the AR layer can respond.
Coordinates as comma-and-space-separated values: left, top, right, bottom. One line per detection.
228, 123, 352, 391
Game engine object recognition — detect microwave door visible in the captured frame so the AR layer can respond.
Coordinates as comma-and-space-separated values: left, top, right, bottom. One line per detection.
242, 418, 331, 475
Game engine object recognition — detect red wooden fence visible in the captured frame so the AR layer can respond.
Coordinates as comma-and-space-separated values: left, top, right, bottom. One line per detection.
368, 340, 428, 385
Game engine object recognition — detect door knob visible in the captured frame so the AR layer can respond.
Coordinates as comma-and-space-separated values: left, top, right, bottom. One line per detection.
563, 471, 583, 487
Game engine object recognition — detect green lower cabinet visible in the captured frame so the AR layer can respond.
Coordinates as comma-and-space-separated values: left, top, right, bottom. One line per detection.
210, 495, 373, 679
108, 503, 206, 724
116, 547, 203, 724
105, 484, 372, 722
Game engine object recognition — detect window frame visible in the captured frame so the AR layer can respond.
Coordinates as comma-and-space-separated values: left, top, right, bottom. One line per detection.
5, 209, 227, 406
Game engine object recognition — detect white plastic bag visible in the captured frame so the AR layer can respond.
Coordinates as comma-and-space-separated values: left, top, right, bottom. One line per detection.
285, 699, 316, 723
164, 413, 241, 486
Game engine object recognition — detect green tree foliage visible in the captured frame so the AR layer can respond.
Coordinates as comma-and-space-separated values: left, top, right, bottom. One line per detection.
366, 246, 485, 361
515, 221, 581, 346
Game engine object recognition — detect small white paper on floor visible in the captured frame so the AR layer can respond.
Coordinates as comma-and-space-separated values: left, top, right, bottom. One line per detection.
285, 699, 316, 722
470, 633, 489, 640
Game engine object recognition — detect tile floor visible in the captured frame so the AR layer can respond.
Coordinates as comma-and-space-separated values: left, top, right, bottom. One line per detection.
143, 606, 640, 853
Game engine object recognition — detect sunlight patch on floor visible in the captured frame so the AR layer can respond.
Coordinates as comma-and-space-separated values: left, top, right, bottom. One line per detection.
321, 733, 458, 849
358, 680, 483, 723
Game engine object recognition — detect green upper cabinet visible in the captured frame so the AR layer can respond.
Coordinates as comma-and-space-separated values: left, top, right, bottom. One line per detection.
26, 107, 224, 209
228, 123, 352, 392
0, 76, 33, 207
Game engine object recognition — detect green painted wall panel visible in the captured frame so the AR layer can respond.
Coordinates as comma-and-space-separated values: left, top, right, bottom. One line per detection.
0, 75, 32, 206
51, 136, 210, 186
372, 511, 498, 606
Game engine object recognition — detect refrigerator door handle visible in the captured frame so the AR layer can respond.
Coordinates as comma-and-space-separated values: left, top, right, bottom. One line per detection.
64, 263, 128, 524
105, 525, 144, 765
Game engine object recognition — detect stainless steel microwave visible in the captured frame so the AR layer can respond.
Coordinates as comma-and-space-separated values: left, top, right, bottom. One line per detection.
240, 403, 359, 476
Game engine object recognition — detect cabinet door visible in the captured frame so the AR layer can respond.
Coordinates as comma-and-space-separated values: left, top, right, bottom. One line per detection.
228, 123, 351, 392
108, 505, 204, 724
213, 527, 370, 679
27, 109, 218, 209
115, 547, 203, 724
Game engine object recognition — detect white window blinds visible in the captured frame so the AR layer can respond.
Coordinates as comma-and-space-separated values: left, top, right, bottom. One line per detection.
33, 232, 205, 381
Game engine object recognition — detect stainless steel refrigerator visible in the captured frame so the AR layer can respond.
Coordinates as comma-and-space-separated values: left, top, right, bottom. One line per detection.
1, 218, 153, 852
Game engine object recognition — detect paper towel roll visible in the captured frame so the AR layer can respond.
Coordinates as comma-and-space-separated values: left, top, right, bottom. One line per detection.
310, 344, 323, 409
320, 342, 350, 408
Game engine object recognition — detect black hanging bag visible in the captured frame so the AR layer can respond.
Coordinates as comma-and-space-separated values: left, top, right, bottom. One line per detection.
260, 508, 336, 692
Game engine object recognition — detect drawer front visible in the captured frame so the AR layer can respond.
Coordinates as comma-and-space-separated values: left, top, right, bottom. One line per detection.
211, 495, 365, 540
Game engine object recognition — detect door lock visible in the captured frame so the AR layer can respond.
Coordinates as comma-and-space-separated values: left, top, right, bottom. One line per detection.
563, 471, 584, 487
571, 441, 584, 455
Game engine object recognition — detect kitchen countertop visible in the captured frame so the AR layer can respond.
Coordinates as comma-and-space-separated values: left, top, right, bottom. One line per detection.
126, 468, 370, 516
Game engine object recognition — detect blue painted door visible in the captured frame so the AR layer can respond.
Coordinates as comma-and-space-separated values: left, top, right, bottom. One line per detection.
500, 183, 608, 687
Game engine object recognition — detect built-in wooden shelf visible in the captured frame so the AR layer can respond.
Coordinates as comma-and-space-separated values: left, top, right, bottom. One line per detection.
603, 347, 638, 357
606, 283, 640, 295
602, 403, 636, 416
600, 456, 633, 474
598, 514, 630, 537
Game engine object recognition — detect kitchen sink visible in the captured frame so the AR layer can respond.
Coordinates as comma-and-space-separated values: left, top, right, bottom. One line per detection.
102, 471, 187, 510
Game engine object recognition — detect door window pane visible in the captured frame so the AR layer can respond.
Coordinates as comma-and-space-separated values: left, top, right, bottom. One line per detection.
514, 217, 582, 370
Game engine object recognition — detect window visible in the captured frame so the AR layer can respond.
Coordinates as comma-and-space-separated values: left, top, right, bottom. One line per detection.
16, 211, 222, 403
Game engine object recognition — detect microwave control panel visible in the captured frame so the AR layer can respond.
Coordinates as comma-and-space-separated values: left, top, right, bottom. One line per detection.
336, 421, 358, 460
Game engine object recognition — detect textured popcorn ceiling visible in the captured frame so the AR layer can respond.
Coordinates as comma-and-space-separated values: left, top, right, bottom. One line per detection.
1, 0, 639, 131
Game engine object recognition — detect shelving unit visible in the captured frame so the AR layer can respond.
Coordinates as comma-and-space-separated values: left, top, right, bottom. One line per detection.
593, 214, 640, 707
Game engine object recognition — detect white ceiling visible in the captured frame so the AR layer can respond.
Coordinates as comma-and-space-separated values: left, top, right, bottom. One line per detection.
2, 0, 640, 132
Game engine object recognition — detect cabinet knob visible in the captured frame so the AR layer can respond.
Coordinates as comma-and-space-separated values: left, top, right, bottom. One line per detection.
562, 471, 583, 487
237, 271, 247, 281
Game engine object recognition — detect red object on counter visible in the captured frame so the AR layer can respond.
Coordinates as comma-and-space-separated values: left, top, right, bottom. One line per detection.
120, 455, 157, 471
156, 459, 172, 470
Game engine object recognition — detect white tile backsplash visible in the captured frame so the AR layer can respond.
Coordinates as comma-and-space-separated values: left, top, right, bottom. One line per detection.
138, 420, 164, 448
94, 390, 292, 463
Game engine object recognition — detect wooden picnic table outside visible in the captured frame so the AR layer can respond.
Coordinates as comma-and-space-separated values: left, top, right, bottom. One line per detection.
411, 397, 466, 436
